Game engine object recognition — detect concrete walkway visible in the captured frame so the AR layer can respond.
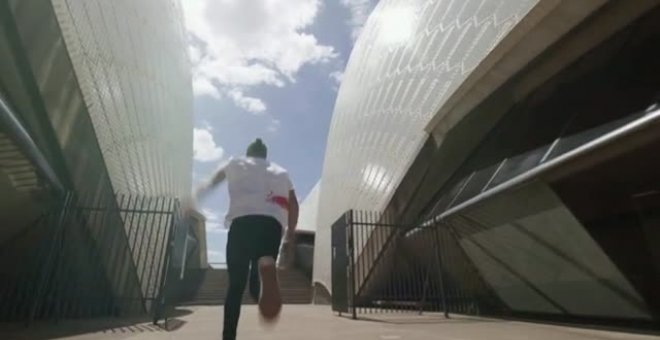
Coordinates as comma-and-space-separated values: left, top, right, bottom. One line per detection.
3, 305, 659, 340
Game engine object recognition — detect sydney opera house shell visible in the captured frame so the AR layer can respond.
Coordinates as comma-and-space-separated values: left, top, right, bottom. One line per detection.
314, 0, 660, 325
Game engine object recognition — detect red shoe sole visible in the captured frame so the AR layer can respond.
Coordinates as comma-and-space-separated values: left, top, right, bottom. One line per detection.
258, 260, 282, 320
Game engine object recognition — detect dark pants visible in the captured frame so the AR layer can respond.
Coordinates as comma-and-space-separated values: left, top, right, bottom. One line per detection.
223, 215, 282, 340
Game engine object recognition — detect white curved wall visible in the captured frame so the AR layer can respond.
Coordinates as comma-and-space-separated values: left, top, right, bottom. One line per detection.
314, 0, 540, 292
297, 181, 321, 233
53, 0, 193, 198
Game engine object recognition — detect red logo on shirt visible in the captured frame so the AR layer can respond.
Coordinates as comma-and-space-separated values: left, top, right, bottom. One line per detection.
266, 191, 289, 211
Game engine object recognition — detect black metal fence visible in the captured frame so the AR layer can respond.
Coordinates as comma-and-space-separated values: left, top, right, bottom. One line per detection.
332, 210, 502, 319
0, 192, 187, 325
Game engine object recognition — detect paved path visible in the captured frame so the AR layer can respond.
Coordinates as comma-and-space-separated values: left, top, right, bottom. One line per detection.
3, 305, 660, 340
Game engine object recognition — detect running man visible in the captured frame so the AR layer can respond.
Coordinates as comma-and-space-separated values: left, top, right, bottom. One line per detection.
192, 138, 299, 340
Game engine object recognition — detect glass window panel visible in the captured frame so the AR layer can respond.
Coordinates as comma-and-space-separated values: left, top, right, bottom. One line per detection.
452, 162, 502, 207
427, 174, 472, 218
487, 145, 548, 189
546, 111, 646, 161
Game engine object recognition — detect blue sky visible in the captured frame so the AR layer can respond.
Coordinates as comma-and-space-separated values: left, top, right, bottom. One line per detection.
182, 0, 377, 264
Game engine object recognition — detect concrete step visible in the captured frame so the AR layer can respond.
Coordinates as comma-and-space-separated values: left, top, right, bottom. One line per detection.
180, 268, 312, 306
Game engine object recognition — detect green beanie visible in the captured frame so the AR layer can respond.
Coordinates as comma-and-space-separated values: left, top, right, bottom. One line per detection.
246, 138, 267, 158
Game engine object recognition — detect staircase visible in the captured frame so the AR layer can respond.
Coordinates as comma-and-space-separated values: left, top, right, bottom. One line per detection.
179, 268, 312, 306
0, 132, 41, 193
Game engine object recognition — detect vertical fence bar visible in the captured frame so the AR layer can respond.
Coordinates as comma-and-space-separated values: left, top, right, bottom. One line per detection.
135, 197, 155, 294
111, 193, 131, 315
415, 229, 422, 314
396, 226, 403, 314
374, 212, 380, 314
96, 192, 119, 316
395, 223, 401, 313
153, 199, 181, 325
130, 196, 148, 264
117, 194, 141, 305
361, 211, 366, 314
389, 214, 395, 313
95, 192, 116, 316
75, 192, 90, 318
361, 210, 367, 315
395, 229, 401, 314
376, 211, 383, 314
55, 196, 78, 321
126, 195, 141, 252
62, 192, 96, 318
28, 192, 73, 325
384, 213, 391, 313
402, 222, 408, 314
385, 236, 398, 313
434, 223, 449, 318
378, 212, 386, 314
44, 202, 65, 320
83, 192, 102, 317
71, 191, 90, 318
382, 215, 388, 314
18, 213, 46, 320
154, 198, 171, 299
394, 225, 399, 313
420, 230, 427, 312
375, 211, 382, 314
105, 193, 130, 315
369, 210, 375, 314
401, 228, 408, 314
145, 197, 167, 309
49, 206, 70, 321
113, 194, 132, 313
348, 210, 357, 320
410, 230, 419, 313
395, 232, 401, 314
150, 198, 174, 310
134, 196, 150, 290
358, 211, 364, 314
23, 204, 54, 321
354, 210, 360, 315
138, 197, 162, 307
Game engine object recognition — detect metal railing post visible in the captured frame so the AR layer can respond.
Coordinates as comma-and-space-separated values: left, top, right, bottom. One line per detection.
152, 200, 181, 326
433, 224, 449, 318
348, 210, 357, 320
28, 192, 73, 325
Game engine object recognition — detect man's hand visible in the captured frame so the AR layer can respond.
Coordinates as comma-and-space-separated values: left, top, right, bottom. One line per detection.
181, 197, 196, 217
284, 228, 296, 243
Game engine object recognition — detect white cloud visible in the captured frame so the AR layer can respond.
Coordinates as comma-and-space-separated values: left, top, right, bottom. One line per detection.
208, 249, 226, 264
193, 76, 221, 99
329, 70, 344, 84
182, 0, 337, 112
227, 88, 266, 113
202, 208, 226, 233
193, 128, 224, 162
329, 70, 344, 91
341, 0, 375, 41
267, 118, 281, 133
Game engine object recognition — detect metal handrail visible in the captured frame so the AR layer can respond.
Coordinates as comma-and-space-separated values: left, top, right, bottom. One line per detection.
0, 92, 64, 192
421, 107, 660, 227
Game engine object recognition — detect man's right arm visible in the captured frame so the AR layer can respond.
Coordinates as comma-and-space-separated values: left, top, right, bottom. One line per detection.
192, 162, 228, 207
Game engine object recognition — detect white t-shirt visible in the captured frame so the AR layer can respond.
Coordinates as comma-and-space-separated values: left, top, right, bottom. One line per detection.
223, 156, 293, 228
